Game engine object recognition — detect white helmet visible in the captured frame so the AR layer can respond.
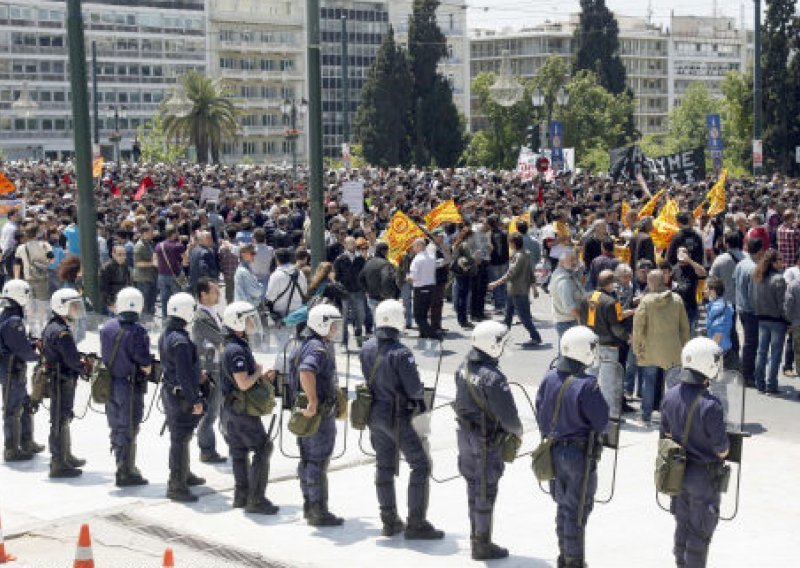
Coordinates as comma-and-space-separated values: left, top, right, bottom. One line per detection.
115, 287, 144, 315
166, 292, 197, 325
374, 299, 405, 333
2, 279, 30, 308
681, 337, 723, 381
560, 326, 599, 367
51, 288, 85, 320
223, 301, 262, 336
471, 321, 508, 360
307, 304, 343, 338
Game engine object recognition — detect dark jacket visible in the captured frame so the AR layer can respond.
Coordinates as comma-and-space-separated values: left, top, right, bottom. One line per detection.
579, 289, 629, 347
489, 229, 509, 266
359, 255, 399, 301
751, 270, 787, 322
629, 231, 655, 272
667, 227, 704, 265
333, 251, 366, 293
99, 260, 131, 308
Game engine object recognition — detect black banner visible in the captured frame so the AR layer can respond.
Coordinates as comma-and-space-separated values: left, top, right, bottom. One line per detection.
610, 146, 706, 184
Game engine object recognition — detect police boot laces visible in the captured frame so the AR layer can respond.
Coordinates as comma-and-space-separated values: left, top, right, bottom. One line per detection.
404, 519, 444, 540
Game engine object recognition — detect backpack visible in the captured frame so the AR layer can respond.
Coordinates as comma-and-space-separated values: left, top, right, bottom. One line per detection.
654, 392, 703, 496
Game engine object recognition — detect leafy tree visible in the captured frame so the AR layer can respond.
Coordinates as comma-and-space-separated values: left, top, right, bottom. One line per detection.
664, 82, 720, 154
355, 27, 413, 168
160, 70, 239, 164
531, 55, 570, 124
720, 71, 753, 173
407, 0, 465, 166
136, 115, 187, 164
573, 0, 627, 95
762, 0, 798, 174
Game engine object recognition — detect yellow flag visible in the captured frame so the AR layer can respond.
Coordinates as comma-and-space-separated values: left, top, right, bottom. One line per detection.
706, 169, 728, 217
385, 211, 426, 265
424, 200, 463, 231
693, 201, 705, 221
508, 212, 530, 235
0, 172, 16, 195
650, 198, 680, 250
621, 201, 632, 228
637, 189, 665, 220
92, 157, 104, 178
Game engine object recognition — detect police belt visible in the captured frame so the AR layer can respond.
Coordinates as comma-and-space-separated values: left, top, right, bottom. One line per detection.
457, 416, 502, 439
552, 437, 590, 449
688, 458, 725, 473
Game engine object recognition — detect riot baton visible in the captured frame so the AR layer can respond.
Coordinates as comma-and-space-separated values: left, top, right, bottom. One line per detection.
576, 432, 597, 529
480, 413, 488, 503
394, 395, 401, 477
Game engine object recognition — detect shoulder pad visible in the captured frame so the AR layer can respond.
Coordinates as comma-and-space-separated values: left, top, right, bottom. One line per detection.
58, 330, 71, 339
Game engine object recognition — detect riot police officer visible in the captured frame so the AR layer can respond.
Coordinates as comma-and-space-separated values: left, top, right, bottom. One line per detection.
159, 292, 207, 503
43, 288, 89, 478
661, 338, 729, 568
535, 326, 610, 568
100, 287, 153, 487
288, 304, 345, 527
454, 321, 523, 560
360, 299, 443, 540
1, 280, 43, 462
220, 301, 278, 515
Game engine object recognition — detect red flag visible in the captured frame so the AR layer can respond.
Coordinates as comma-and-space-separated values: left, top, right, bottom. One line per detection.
537, 183, 544, 207
62, 173, 71, 186
134, 176, 153, 200
564, 185, 574, 202
177, 177, 185, 189
110, 184, 121, 197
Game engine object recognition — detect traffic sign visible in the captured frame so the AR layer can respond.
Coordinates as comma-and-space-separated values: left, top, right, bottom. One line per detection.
536, 156, 550, 173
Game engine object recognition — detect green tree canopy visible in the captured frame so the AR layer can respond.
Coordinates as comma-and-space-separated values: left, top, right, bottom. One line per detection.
160, 70, 239, 164
135, 115, 187, 165
573, 0, 627, 95
355, 27, 413, 168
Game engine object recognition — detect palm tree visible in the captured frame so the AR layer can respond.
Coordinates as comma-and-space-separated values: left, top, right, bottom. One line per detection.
161, 71, 239, 164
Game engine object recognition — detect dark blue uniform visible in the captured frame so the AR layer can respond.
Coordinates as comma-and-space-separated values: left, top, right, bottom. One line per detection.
288, 333, 338, 507
220, 332, 274, 511
100, 316, 152, 471
535, 364, 610, 566
360, 332, 430, 523
0, 302, 40, 455
454, 349, 523, 540
660, 377, 729, 568
159, 318, 204, 497
42, 315, 85, 469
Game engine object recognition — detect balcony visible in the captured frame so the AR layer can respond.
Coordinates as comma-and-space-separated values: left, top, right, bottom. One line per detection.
240, 125, 292, 137
219, 68, 303, 82
218, 40, 303, 54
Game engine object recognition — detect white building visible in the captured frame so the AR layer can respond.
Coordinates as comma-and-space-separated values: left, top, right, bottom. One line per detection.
0, 0, 206, 161
209, 0, 306, 165
389, 0, 470, 128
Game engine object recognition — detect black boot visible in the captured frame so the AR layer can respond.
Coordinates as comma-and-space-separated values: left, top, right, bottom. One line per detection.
245, 443, 278, 515
187, 471, 206, 486
471, 533, 509, 560
4, 411, 33, 462
231, 454, 248, 508
49, 423, 81, 478
563, 557, 586, 568
116, 443, 148, 487
302, 498, 310, 519
166, 440, 197, 503
404, 518, 445, 540
63, 424, 86, 468
307, 502, 344, 527
232, 488, 248, 508
380, 508, 405, 537
20, 412, 44, 454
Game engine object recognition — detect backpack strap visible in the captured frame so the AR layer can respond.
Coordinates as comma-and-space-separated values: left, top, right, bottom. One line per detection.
107, 329, 127, 372
364, 345, 385, 388
681, 391, 705, 446
547, 375, 577, 437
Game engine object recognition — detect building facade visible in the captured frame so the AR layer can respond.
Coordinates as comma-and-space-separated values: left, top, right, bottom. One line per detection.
469, 14, 752, 138
0, 0, 206, 160
209, 0, 306, 165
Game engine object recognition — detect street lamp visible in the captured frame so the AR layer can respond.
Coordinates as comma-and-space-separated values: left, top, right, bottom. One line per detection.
12, 82, 40, 159
531, 84, 569, 148
489, 50, 524, 107
281, 97, 308, 177
108, 104, 127, 164
163, 87, 193, 119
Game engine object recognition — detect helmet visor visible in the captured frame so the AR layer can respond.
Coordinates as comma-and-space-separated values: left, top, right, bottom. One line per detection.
243, 311, 264, 339
65, 298, 87, 321
327, 317, 344, 344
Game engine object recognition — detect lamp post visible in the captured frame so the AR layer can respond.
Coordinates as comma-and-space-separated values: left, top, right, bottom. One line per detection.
281, 97, 308, 178
12, 82, 40, 159
531, 86, 569, 149
109, 104, 127, 164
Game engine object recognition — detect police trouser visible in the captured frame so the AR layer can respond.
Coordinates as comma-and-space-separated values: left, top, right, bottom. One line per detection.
368, 411, 431, 519
105, 376, 145, 466
2, 372, 33, 447
162, 389, 201, 487
48, 375, 77, 460
457, 427, 505, 537
550, 440, 597, 562
671, 463, 721, 568
220, 403, 272, 499
197, 373, 223, 454
297, 414, 336, 504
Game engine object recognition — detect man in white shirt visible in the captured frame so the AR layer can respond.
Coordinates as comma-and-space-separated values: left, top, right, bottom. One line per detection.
408, 238, 439, 339
265, 248, 307, 322
0, 207, 19, 286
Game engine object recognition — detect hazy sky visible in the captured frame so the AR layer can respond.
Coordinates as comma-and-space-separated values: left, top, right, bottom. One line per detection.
464, 0, 763, 32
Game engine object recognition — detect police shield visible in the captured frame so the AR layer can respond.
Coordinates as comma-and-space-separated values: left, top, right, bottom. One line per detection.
26, 299, 50, 339
589, 359, 624, 503
711, 369, 748, 521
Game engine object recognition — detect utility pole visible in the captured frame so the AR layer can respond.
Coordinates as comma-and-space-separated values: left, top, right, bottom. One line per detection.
307, 0, 324, 268
66, 0, 100, 311
341, 16, 350, 146
92, 40, 98, 145
753, 0, 763, 176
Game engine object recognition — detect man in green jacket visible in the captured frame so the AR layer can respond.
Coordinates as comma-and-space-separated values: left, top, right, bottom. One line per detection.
489, 233, 542, 347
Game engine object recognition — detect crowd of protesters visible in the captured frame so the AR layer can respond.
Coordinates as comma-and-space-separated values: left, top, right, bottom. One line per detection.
1, 160, 799, 423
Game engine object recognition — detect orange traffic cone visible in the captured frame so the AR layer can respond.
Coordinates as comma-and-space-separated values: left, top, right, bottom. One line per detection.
0, 510, 17, 563
73, 524, 94, 568
162, 547, 174, 567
